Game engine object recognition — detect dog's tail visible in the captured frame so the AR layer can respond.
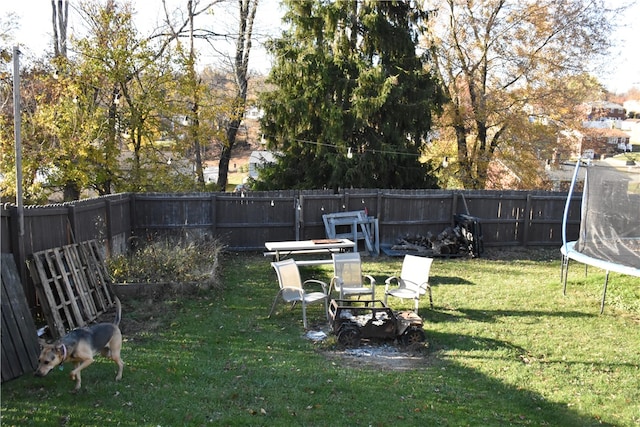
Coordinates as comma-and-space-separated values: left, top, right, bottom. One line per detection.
113, 297, 122, 326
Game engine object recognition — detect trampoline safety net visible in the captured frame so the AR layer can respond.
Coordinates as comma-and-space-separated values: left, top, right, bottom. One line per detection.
575, 160, 640, 270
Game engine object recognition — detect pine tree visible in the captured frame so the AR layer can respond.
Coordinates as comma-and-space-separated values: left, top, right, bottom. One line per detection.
256, 0, 443, 190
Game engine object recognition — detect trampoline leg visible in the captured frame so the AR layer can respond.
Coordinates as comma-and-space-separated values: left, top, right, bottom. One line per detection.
561, 255, 570, 295
600, 271, 609, 315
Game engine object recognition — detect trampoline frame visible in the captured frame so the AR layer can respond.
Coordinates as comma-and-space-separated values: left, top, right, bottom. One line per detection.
560, 159, 640, 314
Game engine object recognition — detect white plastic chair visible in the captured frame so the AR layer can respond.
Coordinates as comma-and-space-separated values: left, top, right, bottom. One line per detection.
384, 255, 433, 313
268, 259, 329, 329
330, 252, 376, 300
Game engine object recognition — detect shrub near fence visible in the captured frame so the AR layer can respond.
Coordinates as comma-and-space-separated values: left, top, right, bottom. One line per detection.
2, 189, 582, 308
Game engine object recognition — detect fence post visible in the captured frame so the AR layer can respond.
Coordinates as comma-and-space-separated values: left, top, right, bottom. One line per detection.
523, 194, 532, 247
295, 194, 301, 241
105, 198, 113, 257
210, 193, 217, 237
66, 204, 77, 244
8, 204, 28, 294
129, 193, 137, 247
451, 192, 458, 225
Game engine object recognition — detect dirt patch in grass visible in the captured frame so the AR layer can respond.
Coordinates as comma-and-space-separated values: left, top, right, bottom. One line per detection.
305, 326, 436, 371
322, 341, 435, 371
480, 247, 559, 262
119, 299, 174, 336
96, 297, 183, 338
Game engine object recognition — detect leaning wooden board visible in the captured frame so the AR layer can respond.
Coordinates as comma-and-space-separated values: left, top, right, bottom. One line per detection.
1, 253, 40, 382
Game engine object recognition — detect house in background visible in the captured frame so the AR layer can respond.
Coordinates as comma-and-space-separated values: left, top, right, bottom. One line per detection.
620, 118, 640, 145
248, 150, 277, 179
578, 127, 632, 155
203, 166, 219, 183
581, 101, 627, 121
574, 101, 634, 155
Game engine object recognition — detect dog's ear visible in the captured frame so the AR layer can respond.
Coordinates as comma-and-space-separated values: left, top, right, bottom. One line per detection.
37, 338, 55, 347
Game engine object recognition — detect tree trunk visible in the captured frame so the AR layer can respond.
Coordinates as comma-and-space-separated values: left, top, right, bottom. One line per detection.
192, 103, 204, 188
63, 182, 80, 202
51, 0, 68, 58
187, 0, 205, 189
217, 119, 241, 190
215, 0, 256, 190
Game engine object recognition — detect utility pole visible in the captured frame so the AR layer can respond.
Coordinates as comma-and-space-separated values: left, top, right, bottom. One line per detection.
13, 46, 24, 237
12, 45, 27, 287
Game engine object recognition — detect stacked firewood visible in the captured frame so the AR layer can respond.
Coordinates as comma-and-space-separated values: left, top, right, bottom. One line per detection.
391, 225, 476, 257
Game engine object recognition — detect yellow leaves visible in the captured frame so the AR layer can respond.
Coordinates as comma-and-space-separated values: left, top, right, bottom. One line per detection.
246, 407, 267, 415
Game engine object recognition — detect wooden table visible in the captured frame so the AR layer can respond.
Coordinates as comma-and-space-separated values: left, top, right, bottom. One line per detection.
264, 238, 355, 265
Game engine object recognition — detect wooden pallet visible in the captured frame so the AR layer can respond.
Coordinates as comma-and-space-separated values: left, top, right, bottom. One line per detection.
28, 240, 115, 339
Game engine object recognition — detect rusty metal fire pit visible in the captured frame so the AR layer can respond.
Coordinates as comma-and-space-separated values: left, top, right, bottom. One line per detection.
328, 299, 425, 348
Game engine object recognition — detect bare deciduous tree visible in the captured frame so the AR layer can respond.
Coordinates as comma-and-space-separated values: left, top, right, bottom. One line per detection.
216, 0, 258, 190
424, 0, 621, 189
51, 0, 69, 58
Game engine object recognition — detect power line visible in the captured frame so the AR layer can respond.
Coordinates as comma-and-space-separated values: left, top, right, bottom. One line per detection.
276, 136, 422, 157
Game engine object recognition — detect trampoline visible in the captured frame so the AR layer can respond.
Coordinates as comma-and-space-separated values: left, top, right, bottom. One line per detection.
560, 156, 640, 313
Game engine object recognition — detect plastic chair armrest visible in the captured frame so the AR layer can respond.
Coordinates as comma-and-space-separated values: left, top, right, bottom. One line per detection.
384, 276, 399, 291
304, 279, 329, 294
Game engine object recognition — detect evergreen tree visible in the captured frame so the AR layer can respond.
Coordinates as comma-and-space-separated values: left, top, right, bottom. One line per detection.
256, 0, 443, 190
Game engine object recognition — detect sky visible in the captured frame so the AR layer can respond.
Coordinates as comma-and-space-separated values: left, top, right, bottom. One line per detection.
2, 0, 285, 74
2, 0, 639, 93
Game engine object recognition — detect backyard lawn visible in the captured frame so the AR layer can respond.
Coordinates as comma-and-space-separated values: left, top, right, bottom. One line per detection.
1, 249, 639, 426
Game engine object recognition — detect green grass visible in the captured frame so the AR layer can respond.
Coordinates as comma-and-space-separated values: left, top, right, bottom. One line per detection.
2, 250, 639, 426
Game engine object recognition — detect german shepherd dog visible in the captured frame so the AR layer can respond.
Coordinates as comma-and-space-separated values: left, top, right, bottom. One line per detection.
35, 298, 124, 392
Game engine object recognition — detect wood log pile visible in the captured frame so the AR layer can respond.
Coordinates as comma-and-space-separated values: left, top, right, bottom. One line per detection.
391, 224, 477, 257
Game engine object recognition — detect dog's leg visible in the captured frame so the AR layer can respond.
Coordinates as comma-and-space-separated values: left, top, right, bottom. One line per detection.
108, 331, 124, 381
113, 353, 124, 381
104, 345, 124, 381
70, 362, 82, 391
70, 358, 93, 391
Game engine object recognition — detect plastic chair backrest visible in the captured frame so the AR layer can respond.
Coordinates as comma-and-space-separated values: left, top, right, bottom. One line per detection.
332, 252, 362, 288
400, 255, 433, 292
272, 259, 303, 302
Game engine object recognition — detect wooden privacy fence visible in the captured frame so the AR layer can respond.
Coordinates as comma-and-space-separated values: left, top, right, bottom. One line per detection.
128, 189, 578, 250
2, 189, 582, 308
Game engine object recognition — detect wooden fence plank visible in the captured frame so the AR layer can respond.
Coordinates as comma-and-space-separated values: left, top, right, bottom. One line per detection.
1, 254, 39, 382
